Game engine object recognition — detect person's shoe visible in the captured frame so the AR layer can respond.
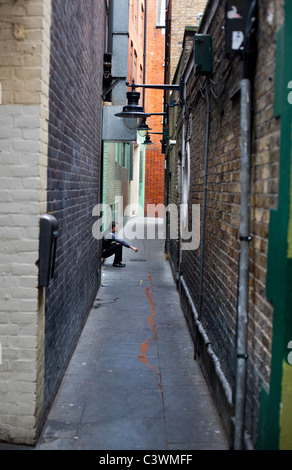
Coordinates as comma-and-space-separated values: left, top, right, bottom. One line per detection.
113, 262, 126, 267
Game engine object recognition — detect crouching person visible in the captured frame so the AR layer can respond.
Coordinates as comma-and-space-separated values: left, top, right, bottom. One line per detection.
102, 221, 138, 267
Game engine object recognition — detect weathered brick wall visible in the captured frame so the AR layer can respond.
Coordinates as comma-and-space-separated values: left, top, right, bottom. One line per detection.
0, 105, 42, 444
0, 0, 51, 444
144, 146, 165, 215
167, 28, 196, 275
44, 0, 106, 414
168, 0, 282, 446
169, 0, 207, 82
144, 0, 165, 213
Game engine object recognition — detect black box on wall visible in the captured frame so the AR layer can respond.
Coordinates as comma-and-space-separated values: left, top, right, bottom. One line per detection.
225, 0, 255, 53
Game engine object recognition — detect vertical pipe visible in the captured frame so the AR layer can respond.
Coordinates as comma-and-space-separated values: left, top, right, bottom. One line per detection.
198, 78, 210, 317
142, 0, 147, 108
234, 78, 251, 450
179, 99, 186, 269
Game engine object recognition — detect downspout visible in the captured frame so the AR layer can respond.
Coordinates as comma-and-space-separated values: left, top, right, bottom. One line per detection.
234, 77, 251, 450
198, 78, 211, 317
142, 0, 147, 108
234, 0, 257, 450
179, 93, 186, 270
178, 55, 192, 275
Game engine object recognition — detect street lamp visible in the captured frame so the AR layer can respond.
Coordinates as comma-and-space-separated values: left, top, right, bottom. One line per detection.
115, 77, 184, 130
142, 131, 164, 145
115, 80, 150, 130
143, 133, 154, 145
137, 117, 152, 137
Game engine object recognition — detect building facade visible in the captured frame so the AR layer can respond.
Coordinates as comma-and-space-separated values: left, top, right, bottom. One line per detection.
165, 0, 292, 450
166, 0, 207, 84
0, 0, 107, 445
102, 0, 146, 227
143, 0, 166, 216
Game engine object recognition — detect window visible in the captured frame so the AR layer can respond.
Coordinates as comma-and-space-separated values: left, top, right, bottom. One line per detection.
140, 4, 144, 47
133, 50, 137, 82
119, 143, 122, 165
128, 145, 133, 181
130, 41, 133, 82
115, 143, 118, 163
122, 144, 127, 168
115, 143, 122, 165
135, 0, 138, 31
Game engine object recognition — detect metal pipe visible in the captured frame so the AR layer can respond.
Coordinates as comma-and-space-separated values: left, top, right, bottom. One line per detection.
129, 82, 180, 91
142, 0, 147, 108
233, 0, 257, 450
198, 78, 211, 317
234, 78, 251, 450
179, 93, 186, 269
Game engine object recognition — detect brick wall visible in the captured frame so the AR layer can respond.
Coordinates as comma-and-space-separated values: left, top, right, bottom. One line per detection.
167, 0, 282, 447
0, 0, 106, 444
0, 105, 42, 444
144, 0, 166, 213
0, 0, 51, 444
44, 0, 106, 414
169, 0, 207, 82
102, 142, 132, 226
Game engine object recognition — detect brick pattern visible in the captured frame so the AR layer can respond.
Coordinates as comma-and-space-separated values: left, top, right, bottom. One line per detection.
0, 105, 41, 444
167, 0, 282, 446
0, 0, 51, 444
102, 142, 131, 225
144, 0, 166, 213
128, 0, 145, 83
169, 0, 208, 82
44, 0, 106, 413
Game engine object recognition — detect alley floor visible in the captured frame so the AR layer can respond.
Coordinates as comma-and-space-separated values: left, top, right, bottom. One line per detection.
3, 217, 229, 451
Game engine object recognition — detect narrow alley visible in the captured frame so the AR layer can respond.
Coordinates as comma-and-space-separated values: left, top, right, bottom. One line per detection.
1, 0, 292, 452
34, 218, 228, 451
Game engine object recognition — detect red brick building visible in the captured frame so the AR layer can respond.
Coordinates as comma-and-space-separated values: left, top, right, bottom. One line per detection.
144, 0, 208, 216
143, 0, 166, 216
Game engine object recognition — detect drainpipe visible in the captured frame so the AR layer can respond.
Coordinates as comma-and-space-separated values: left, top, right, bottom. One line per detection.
142, 0, 147, 108
234, 0, 257, 450
179, 95, 186, 271
198, 78, 211, 317
234, 77, 251, 450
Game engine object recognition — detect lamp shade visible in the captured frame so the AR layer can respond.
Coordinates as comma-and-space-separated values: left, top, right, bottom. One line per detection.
115, 90, 150, 130
137, 117, 152, 137
143, 133, 154, 145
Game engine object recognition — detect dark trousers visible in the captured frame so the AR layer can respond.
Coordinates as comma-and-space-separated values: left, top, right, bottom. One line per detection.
102, 242, 123, 264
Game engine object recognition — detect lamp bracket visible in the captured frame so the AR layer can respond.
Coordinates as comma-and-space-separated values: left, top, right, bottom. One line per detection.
126, 76, 185, 106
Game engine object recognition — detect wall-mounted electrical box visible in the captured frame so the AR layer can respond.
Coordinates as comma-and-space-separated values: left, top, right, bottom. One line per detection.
38, 214, 58, 287
225, 0, 254, 53
194, 34, 212, 75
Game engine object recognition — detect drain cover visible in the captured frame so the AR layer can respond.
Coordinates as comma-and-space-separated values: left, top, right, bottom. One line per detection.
130, 259, 146, 262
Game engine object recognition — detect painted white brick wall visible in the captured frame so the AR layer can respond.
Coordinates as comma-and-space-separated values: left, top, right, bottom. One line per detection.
0, 104, 41, 444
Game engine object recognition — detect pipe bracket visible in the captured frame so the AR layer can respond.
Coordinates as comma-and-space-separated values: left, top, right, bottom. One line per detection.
240, 236, 252, 242
237, 353, 248, 359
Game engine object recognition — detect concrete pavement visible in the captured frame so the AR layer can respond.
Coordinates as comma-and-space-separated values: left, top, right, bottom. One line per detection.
10, 218, 229, 450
